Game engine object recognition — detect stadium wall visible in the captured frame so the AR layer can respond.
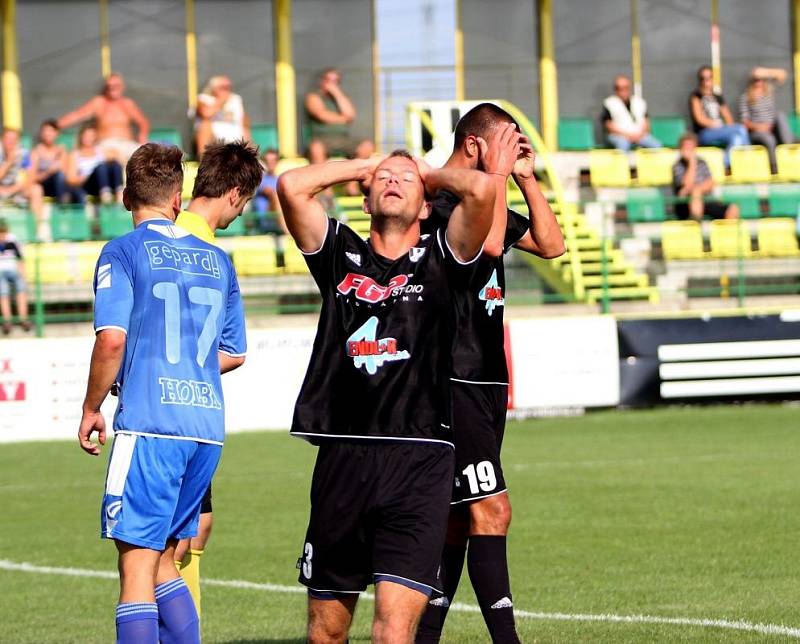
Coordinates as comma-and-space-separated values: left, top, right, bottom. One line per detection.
3, 312, 800, 443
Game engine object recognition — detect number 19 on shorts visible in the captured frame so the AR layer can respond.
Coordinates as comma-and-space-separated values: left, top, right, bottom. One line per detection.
462, 461, 497, 495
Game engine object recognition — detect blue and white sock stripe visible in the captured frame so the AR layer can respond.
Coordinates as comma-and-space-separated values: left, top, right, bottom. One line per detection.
116, 602, 158, 621
155, 577, 188, 601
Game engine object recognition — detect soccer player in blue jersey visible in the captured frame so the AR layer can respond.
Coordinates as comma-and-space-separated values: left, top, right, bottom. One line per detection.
78, 143, 247, 644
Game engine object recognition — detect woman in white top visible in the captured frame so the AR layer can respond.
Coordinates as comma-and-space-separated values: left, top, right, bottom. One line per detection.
193, 75, 251, 157
65, 124, 124, 204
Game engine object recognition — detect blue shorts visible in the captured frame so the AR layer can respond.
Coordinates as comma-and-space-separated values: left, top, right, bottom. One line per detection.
100, 433, 221, 550
0, 270, 26, 297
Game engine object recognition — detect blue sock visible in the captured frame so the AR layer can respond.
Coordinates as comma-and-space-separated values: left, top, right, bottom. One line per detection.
155, 577, 200, 644
115, 602, 158, 644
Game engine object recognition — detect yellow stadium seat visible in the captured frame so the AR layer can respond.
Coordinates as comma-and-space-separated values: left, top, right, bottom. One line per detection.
589, 149, 631, 187
231, 236, 279, 276
33, 243, 73, 284
709, 219, 753, 258
634, 148, 676, 186
661, 221, 707, 260
696, 147, 726, 184
76, 242, 104, 282
336, 195, 365, 210
182, 161, 199, 201
275, 157, 309, 175
757, 218, 800, 257
729, 145, 772, 183
282, 236, 310, 274
775, 143, 800, 182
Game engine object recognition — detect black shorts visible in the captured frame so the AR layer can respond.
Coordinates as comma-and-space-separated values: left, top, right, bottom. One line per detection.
674, 200, 729, 220
297, 440, 455, 597
200, 485, 212, 514
451, 381, 509, 505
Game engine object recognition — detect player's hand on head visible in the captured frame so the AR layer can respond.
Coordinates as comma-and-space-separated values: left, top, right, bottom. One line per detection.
78, 411, 106, 456
414, 156, 432, 181
513, 135, 536, 180
481, 122, 521, 178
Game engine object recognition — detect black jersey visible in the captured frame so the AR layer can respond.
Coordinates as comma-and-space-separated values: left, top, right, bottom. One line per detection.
421, 190, 529, 384
291, 217, 477, 446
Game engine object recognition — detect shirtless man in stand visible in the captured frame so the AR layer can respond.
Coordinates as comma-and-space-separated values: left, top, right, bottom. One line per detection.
58, 73, 150, 164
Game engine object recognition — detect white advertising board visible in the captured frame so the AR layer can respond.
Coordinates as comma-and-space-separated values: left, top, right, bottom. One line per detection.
509, 316, 620, 410
0, 327, 316, 443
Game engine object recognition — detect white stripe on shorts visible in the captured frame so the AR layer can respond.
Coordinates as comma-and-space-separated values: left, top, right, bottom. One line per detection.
105, 434, 137, 497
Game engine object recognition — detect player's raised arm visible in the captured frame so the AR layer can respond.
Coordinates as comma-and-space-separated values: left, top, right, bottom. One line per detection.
277, 158, 379, 253
420, 162, 495, 262
512, 137, 566, 259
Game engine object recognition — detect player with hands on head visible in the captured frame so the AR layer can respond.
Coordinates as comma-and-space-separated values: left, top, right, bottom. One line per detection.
416, 104, 564, 644
278, 151, 495, 644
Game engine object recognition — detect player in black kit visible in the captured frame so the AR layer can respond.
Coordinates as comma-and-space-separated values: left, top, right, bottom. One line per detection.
416, 104, 565, 644
277, 142, 517, 643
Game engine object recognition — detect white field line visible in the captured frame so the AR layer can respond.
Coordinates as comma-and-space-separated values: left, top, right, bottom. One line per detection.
1, 559, 799, 639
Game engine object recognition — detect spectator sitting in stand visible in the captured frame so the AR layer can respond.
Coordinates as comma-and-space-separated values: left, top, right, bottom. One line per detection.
29, 120, 69, 204
58, 72, 149, 164
0, 129, 46, 240
252, 148, 286, 233
65, 124, 124, 205
304, 67, 375, 166
690, 65, 749, 166
0, 217, 32, 334
739, 67, 794, 173
673, 133, 738, 221
193, 75, 251, 157
602, 74, 662, 151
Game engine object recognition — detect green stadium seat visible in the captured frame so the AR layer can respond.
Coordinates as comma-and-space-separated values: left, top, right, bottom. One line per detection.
250, 123, 279, 153
0, 209, 36, 242
19, 133, 33, 151
721, 185, 762, 219
57, 128, 77, 151
216, 213, 247, 237
626, 187, 666, 222
558, 118, 596, 151
768, 184, 800, 217
50, 205, 91, 241
650, 116, 686, 148
98, 205, 133, 239
148, 127, 183, 149
790, 112, 800, 140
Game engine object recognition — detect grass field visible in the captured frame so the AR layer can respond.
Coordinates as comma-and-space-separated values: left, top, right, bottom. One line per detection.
2, 404, 799, 643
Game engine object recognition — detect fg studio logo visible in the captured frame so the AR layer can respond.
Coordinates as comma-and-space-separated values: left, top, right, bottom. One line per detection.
346, 316, 410, 374
478, 269, 505, 316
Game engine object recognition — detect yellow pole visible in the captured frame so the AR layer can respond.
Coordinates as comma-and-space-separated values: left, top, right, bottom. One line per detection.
99, 0, 111, 78
454, 0, 465, 101
794, 0, 800, 111
371, 0, 382, 152
710, 0, 722, 92
185, 0, 198, 110
1, 0, 22, 130
538, 0, 558, 151
630, 0, 642, 97
274, 0, 297, 157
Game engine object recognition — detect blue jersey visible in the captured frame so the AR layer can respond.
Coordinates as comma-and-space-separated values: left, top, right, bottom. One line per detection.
93, 219, 246, 444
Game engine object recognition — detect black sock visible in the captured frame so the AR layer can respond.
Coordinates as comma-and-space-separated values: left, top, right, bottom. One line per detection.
415, 543, 467, 643
467, 535, 520, 644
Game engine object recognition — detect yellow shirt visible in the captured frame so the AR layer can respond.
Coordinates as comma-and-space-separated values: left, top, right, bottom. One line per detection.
175, 210, 215, 244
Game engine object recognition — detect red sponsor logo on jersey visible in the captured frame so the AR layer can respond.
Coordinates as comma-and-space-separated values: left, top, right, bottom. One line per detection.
483, 286, 503, 301
347, 338, 399, 357
337, 273, 410, 303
